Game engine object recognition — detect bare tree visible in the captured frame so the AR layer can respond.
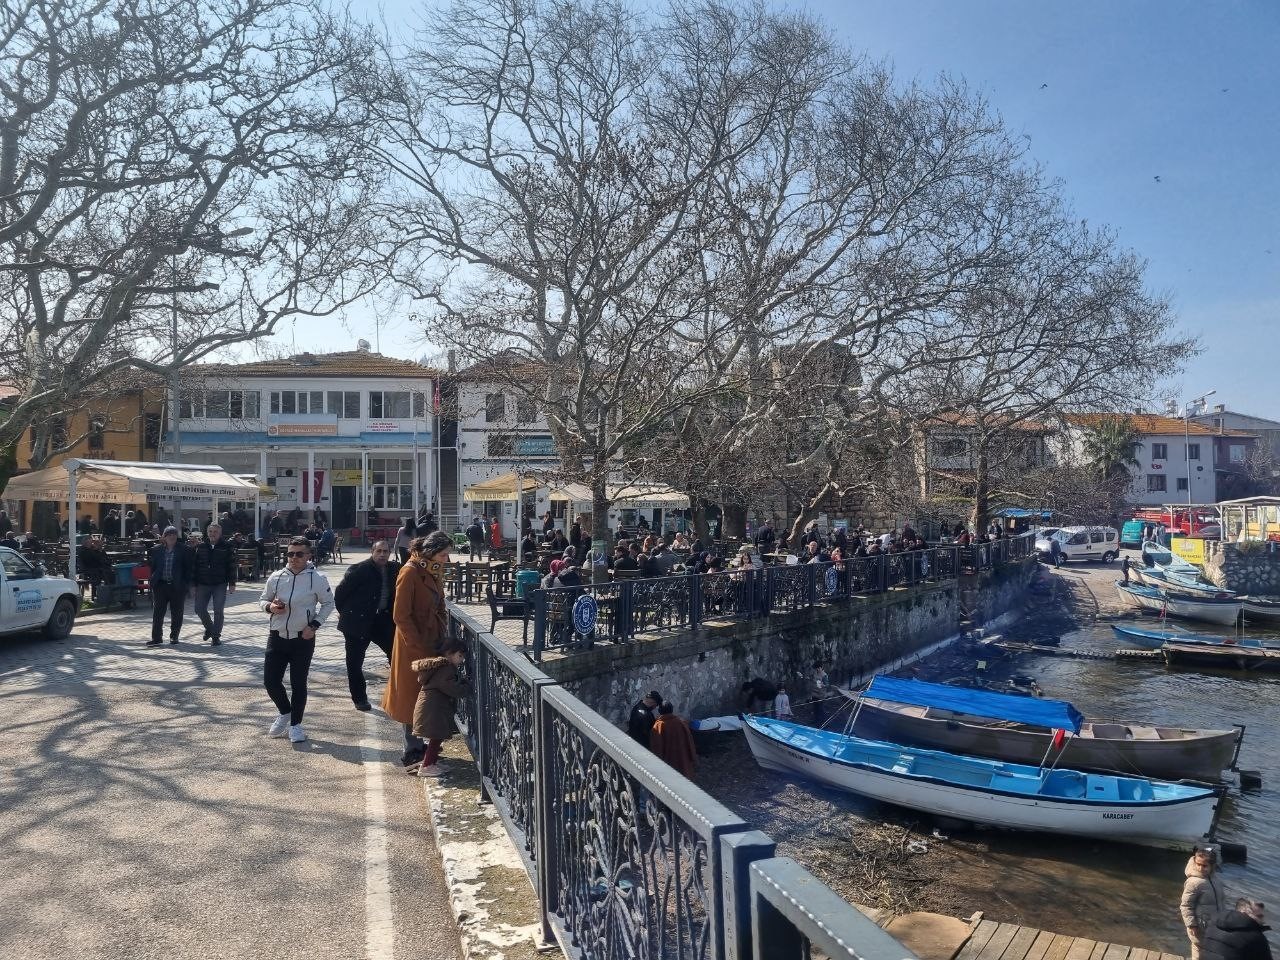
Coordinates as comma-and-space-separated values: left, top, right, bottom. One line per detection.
0, 0, 389, 460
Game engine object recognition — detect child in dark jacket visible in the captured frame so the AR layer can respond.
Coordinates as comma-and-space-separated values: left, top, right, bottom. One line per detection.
410, 638, 469, 777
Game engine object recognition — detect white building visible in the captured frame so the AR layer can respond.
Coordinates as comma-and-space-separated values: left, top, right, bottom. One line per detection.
166, 349, 439, 537
1062, 413, 1252, 506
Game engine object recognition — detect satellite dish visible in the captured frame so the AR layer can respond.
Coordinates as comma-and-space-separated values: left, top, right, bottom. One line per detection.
357, 339, 371, 353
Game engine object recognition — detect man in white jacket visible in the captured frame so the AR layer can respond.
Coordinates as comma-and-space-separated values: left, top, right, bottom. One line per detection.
259, 537, 335, 743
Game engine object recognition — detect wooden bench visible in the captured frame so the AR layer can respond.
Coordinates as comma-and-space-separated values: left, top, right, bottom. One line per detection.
486, 586, 530, 643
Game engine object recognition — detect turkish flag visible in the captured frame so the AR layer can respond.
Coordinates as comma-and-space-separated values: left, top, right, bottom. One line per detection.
1051, 728, 1067, 750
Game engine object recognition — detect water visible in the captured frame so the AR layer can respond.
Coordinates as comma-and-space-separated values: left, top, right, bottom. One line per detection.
925, 614, 1280, 953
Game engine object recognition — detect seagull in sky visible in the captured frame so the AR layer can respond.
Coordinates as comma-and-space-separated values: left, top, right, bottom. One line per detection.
1040, 83, 1048, 89
1153, 176, 1162, 183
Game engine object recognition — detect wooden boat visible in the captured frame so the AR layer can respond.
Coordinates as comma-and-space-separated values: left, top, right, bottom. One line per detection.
849, 677, 1241, 782
1142, 541, 1202, 577
1163, 641, 1280, 674
1114, 582, 1241, 625
1242, 597, 1280, 622
1111, 624, 1271, 650
742, 714, 1220, 848
1138, 566, 1236, 600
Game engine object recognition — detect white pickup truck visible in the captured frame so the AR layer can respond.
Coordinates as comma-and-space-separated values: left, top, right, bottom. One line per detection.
0, 547, 80, 639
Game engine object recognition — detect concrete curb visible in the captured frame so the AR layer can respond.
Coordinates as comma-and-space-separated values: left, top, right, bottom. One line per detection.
420, 739, 558, 960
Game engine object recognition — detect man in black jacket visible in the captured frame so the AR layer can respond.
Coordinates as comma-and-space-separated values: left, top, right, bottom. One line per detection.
627, 690, 662, 746
193, 524, 237, 646
335, 540, 400, 710
1203, 901, 1272, 960
146, 527, 193, 646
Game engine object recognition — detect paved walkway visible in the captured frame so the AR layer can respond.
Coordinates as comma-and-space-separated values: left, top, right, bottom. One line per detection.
0, 558, 463, 960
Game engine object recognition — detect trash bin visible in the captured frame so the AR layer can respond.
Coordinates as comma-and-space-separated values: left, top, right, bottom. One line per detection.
514, 568, 540, 599
113, 562, 140, 586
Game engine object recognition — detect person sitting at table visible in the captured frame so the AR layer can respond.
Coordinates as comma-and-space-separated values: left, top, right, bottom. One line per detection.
547, 528, 568, 553
569, 516, 584, 554
671, 531, 690, 550
19, 531, 43, 552
0, 531, 20, 551
652, 542, 677, 576
303, 521, 322, 542
520, 531, 537, 558
317, 525, 336, 564
637, 552, 660, 577
613, 545, 638, 572
78, 535, 115, 586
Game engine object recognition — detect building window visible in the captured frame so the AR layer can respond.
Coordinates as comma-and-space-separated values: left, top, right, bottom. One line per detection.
180, 390, 205, 419
87, 417, 106, 451
270, 390, 326, 415
413, 392, 426, 418
370, 391, 411, 419
184, 389, 260, 420
932, 437, 967, 458
368, 457, 413, 509
1147, 474, 1167, 492
1187, 443, 1200, 461
487, 434, 514, 457
145, 414, 161, 450
327, 391, 360, 419
515, 397, 537, 424
485, 392, 505, 423
1151, 443, 1168, 460
1176, 477, 1188, 492
1230, 444, 1246, 463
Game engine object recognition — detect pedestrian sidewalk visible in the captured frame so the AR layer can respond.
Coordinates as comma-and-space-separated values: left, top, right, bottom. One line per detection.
0, 558, 463, 960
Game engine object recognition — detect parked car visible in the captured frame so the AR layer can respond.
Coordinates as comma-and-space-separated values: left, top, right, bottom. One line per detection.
1120, 519, 1146, 549
1035, 526, 1121, 565
0, 547, 80, 640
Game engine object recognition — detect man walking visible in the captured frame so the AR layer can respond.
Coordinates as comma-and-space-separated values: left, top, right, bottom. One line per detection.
146, 527, 192, 646
259, 538, 335, 743
193, 523, 236, 645
467, 516, 486, 561
335, 541, 400, 711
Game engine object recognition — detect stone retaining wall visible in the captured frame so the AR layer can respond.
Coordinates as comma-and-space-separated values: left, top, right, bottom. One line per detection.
1205, 543, 1280, 596
544, 559, 1038, 725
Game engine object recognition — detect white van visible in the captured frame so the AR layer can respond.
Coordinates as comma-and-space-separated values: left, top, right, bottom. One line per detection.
0, 547, 80, 639
1034, 526, 1120, 565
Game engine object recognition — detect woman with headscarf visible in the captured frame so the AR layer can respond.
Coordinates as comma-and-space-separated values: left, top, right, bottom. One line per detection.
383, 531, 453, 767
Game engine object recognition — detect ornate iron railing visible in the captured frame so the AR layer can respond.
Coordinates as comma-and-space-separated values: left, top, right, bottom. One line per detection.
448, 604, 920, 960
528, 534, 1033, 660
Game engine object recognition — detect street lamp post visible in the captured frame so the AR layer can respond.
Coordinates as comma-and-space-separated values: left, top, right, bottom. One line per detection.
1183, 389, 1216, 508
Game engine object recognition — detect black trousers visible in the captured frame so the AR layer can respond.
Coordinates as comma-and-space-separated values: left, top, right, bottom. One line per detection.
263, 632, 316, 724
151, 581, 187, 641
342, 613, 394, 704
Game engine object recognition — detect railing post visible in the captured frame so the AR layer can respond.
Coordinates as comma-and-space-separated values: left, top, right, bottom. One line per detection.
721, 831, 776, 960
473, 634, 490, 799
531, 588, 547, 662
618, 579, 635, 641
760, 568, 772, 616
533, 682, 557, 948
805, 563, 817, 607
690, 572, 703, 630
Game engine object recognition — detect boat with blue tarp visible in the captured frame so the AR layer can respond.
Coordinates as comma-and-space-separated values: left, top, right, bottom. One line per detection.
742, 713, 1221, 847
848, 676, 1240, 783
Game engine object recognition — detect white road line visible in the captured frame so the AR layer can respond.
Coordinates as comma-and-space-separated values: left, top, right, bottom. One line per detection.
363, 712, 396, 960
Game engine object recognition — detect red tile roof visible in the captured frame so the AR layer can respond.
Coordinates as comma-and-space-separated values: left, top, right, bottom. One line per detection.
1065, 413, 1256, 437
193, 351, 438, 379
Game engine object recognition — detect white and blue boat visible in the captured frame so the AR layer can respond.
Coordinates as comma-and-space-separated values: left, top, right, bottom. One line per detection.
1110, 624, 1270, 649
742, 711, 1221, 848
1115, 581, 1242, 626
1137, 565, 1236, 600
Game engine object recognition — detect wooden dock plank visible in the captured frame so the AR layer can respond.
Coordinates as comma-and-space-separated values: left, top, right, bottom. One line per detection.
1159, 953, 1184, 960
976, 923, 1021, 960
955, 920, 1002, 960
1044, 934, 1077, 960
1064, 938, 1099, 960
1089, 942, 1112, 960
1024, 929, 1058, 960
1001, 925, 1045, 960
1129, 950, 1155, 960
1102, 943, 1131, 960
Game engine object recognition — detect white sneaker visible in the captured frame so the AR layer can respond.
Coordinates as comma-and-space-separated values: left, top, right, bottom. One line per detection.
288, 724, 307, 743
417, 763, 443, 778
268, 714, 290, 738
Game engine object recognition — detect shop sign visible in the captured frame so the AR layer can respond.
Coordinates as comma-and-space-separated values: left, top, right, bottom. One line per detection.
331, 469, 364, 486
267, 415, 337, 436
1171, 536, 1206, 565
366, 421, 402, 433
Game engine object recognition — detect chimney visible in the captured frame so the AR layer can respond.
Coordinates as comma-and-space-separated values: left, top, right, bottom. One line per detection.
1213, 403, 1225, 414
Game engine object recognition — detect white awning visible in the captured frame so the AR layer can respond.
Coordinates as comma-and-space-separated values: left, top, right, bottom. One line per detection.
3, 459, 260, 503
461, 471, 541, 502
546, 482, 689, 508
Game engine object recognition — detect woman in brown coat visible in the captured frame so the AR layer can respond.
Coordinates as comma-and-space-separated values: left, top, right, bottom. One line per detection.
382, 531, 453, 766
411, 638, 469, 777
650, 701, 698, 779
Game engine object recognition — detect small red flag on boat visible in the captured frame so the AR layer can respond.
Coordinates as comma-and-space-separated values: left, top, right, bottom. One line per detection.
1051, 728, 1067, 750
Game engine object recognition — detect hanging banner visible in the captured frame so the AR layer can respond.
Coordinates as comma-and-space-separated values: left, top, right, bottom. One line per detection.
301, 470, 326, 503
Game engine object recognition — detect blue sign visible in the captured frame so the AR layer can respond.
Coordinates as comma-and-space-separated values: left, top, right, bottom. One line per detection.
572, 594, 598, 635
825, 566, 839, 593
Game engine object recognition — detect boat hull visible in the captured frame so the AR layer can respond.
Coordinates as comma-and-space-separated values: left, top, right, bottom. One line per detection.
1242, 598, 1280, 622
1115, 582, 1168, 613
1163, 595, 1242, 626
743, 718, 1218, 848
852, 701, 1239, 782
1164, 642, 1280, 674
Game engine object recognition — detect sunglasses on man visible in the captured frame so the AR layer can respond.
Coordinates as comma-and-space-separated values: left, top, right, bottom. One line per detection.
287, 550, 308, 557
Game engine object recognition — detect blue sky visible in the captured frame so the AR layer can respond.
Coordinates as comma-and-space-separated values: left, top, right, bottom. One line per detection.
285, 0, 1279, 418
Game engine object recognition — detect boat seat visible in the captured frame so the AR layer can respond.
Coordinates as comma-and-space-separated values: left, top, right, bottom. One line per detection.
1129, 727, 1163, 740
891, 757, 916, 774
1090, 723, 1129, 740
1086, 776, 1121, 801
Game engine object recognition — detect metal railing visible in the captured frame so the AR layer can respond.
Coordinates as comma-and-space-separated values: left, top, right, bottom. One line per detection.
448, 604, 919, 960
528, 534, 1034, 660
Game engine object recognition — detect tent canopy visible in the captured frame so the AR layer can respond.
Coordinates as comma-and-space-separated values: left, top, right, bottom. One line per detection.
1218, 496, 1280, 507
863, 676, 1084, 734
3, 459, 260, 503
462, 471, 541, 502
546, 482, 689, 508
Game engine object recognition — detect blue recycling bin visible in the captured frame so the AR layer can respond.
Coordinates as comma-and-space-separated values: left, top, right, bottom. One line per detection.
514, 568, 541, 599
113, 562, 140, 586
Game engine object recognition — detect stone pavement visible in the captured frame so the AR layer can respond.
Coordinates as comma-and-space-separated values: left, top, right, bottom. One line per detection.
0, 559, 464, 960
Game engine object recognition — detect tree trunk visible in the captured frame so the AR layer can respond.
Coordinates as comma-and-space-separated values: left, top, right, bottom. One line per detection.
971, 446, 991, 534
785, 480, 837, 546
722, 502, 747, 540
690, 496, 711, 544
591, 477, 611, 547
